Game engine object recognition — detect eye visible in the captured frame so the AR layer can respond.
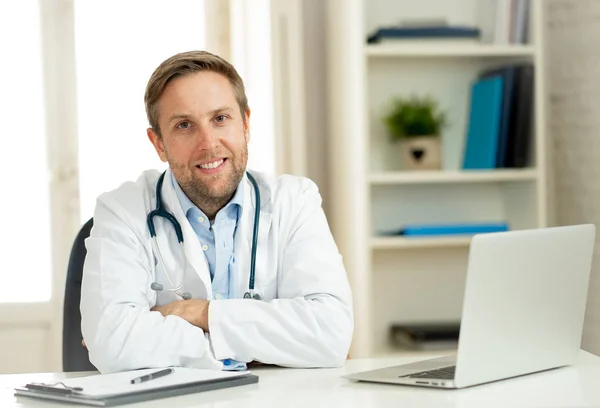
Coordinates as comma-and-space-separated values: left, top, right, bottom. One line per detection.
176, 121, 191, 130
215, 114, 227, 123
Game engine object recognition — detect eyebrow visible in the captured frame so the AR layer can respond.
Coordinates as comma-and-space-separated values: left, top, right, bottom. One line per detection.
210, 106, 234, 116
167, 113, 191, 124
166, 106, 235, 124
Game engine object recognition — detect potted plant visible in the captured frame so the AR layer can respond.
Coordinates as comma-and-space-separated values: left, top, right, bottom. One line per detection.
383, 95, 448, 170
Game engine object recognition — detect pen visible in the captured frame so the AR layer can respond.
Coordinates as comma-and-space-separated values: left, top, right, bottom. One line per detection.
130, 368, 174, 384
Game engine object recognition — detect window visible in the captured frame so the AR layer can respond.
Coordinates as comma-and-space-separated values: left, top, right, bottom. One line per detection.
231, 0, 277, 176
74, 0, 206, 221
0, 0, 52, 302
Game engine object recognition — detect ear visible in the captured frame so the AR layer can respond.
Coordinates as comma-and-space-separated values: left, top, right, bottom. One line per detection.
243, 108, 251, 143
147, 128, 168, 162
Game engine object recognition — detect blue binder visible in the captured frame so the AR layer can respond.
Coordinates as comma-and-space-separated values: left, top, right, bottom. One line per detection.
480, 66, 517, 167
462, 76, 504, 169
400, 222, 509, 236
380, 222, 509, 237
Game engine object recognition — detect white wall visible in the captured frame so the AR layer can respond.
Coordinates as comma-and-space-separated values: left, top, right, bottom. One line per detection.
546, 0, 600, 356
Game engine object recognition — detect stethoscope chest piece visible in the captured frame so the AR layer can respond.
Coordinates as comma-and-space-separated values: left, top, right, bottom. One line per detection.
243, 291, 261, 301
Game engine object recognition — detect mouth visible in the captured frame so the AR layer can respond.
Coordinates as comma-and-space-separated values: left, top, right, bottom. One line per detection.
195, 158, 227, 174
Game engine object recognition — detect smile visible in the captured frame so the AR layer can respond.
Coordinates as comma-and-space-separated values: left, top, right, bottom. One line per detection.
196, 158, 227, 172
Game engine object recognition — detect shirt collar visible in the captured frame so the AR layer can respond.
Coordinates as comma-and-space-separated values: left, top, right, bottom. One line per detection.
170, 171, 245, 219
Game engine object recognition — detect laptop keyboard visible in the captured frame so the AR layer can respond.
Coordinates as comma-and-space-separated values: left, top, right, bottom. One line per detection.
402, 365, 456, 379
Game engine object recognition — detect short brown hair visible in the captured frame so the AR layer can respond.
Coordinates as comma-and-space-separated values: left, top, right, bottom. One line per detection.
144, 50, 249, 136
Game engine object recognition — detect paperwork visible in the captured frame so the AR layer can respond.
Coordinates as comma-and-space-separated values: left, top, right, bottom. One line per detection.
14, 367, 258, 406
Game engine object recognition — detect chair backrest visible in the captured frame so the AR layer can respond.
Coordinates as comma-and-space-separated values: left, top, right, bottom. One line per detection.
62, 217, 97, 372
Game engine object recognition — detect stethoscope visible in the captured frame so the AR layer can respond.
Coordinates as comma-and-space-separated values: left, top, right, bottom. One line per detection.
147, 170, 262, 301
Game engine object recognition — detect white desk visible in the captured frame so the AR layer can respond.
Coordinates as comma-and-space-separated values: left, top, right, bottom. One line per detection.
2, 350, 600, 407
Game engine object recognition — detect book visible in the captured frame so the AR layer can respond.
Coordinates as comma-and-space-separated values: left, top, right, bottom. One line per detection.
390, 322, 460, 350
380, 222, 510, 237
14, 367, 258, 407
478, 0, 530, 44
367, 25, 480, 44
512, 0, 531, 43
480, 66, 517, 167
479, 63, 534, 168
463, 76, 504, 169
506, 64, 534, 167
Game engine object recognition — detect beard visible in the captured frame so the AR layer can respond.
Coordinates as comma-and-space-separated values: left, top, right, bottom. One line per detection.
169, 143, 248, 217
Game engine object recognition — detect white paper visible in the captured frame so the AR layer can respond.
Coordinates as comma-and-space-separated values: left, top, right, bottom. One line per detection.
33, 368, 250, 399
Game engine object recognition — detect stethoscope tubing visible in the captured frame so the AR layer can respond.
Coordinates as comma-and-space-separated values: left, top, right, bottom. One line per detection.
148, 170, 261, 300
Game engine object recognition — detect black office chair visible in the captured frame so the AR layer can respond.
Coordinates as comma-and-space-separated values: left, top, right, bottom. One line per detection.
62, 217, 97, 372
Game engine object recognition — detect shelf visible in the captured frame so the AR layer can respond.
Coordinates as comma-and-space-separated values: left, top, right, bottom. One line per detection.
365, 43, 536, 58
369, 169, 538, 185
372, 347, 458, 359
371, 236, 473, 249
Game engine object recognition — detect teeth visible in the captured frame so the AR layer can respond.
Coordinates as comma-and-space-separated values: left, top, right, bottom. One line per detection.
199, 159, 224, 169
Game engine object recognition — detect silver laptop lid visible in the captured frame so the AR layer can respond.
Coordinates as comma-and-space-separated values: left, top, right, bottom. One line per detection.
454, 224, 595, 388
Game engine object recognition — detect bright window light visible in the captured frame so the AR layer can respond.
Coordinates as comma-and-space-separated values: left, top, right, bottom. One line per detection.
74, 0, 206, 222
0, 0, 51, 302
238, 0, 276, 177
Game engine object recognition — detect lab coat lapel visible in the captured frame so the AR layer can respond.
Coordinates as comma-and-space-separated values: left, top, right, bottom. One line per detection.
233, 173, 272, 299
160, 168, 213, 298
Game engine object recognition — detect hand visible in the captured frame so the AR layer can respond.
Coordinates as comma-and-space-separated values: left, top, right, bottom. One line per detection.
152, 300, 210, 332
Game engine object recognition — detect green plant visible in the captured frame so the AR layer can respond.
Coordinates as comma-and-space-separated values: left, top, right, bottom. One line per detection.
383, 95, 448, 141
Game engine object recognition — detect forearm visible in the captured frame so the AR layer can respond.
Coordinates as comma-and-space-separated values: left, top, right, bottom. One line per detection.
208, 295, 353, 367
81, 303, 221, 373
151, 299, 210, 332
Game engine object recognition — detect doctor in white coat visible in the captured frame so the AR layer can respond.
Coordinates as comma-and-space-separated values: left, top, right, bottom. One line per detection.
80, 50, 354, 374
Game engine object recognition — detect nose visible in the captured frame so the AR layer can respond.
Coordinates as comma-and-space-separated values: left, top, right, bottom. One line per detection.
195, 125, 218, 151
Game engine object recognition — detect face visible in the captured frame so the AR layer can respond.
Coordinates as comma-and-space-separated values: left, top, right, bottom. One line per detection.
147, 71, 250, 212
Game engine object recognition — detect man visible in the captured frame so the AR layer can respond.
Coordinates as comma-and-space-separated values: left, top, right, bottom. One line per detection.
80, 50, 354, 374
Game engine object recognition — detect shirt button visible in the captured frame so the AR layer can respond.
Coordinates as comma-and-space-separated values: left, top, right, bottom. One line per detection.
202, 244, 209, 251
215, 293, 222, 300
198, 216, 205, 223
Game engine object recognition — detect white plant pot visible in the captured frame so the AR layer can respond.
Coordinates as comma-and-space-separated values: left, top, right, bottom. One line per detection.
399, 136, 442, 170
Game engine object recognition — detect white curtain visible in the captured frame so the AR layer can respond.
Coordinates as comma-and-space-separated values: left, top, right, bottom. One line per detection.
207, 0, 306, 177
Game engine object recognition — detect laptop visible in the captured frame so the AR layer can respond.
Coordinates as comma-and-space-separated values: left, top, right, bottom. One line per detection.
344, 224, 596, 389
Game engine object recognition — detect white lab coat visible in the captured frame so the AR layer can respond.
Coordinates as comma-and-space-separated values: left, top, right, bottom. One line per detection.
80, 168, 354, 374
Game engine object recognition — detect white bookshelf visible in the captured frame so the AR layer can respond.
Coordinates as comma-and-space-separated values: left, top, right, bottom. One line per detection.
327, 0, 550, 359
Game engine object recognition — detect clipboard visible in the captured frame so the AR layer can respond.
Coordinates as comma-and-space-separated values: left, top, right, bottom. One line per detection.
14, 367, 258, 407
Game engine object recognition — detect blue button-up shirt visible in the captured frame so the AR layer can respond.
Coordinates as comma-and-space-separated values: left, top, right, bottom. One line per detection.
171, 172, 244, 299
171, 172, 248, 371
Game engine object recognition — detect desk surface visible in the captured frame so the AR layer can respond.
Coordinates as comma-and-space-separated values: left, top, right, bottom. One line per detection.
2, 351, 600, 407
